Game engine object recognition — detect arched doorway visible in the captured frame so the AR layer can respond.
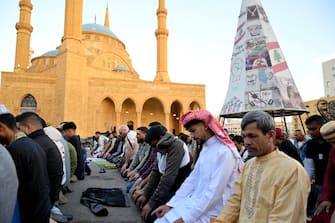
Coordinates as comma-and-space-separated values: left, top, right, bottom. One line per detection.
170, 101, 183, 135
120, 98, 136, 129
189, 101, 201, 110
20, 94, 37, 113
141, 98, 165, 127
96, 98, 116, 132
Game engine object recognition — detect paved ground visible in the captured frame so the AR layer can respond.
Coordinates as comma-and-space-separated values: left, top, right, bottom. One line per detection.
59, 160, 143, 223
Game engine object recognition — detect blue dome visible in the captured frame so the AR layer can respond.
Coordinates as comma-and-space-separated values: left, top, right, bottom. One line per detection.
41, 50, 59, 56
113, 65, 129, 71
82, 24, 117, 38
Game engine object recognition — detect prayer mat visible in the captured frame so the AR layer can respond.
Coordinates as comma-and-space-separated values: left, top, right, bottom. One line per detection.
88, 158, 117, 169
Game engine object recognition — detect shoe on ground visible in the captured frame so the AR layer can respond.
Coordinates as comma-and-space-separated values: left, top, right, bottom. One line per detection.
50, 213, 68, 223
62, 186, 73, 194
70, 175, 78, 183
57, 191, 68, 205
63, 214, 73, 221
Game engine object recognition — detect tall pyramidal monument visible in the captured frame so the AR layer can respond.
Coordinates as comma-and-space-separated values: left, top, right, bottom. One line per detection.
220, 0, 307, 118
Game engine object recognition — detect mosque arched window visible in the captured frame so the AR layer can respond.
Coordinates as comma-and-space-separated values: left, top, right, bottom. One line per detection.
20, 94, 37, 113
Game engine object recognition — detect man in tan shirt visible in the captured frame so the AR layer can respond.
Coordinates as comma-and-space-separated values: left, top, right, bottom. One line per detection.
212, 111, 310, 223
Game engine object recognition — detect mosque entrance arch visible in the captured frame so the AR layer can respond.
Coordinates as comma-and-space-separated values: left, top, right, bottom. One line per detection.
96, 98, 116, 132
120, 98, 136, 129
189, 101, 201, 110
141, 98, 164, 127
20, 94, 37, 113
170, 101, 182, 135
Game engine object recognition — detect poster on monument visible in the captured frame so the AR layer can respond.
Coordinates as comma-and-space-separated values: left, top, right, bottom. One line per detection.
220, 0, 307, 117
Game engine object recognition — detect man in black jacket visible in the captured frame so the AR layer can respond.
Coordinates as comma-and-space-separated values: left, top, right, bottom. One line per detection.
274, 127, 303, 165
16, 112, 63, 204
62, 121, 85, 180
0, 113, 51, 223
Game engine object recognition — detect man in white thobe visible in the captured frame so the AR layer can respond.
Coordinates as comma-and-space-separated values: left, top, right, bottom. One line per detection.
153, 110, 243, 223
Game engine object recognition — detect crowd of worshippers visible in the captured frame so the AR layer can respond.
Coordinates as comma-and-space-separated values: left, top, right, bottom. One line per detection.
85, 111, 334, 223
1, 110, 335, 223
0, 112, 91, 223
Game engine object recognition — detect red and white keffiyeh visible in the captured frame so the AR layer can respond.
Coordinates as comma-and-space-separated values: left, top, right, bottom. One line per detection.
180, 109, 243, 172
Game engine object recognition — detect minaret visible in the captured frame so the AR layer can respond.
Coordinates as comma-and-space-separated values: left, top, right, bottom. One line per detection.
154, 0, 170, 82
55, 0, 87, 135
62, 0, 83, 50
104, 3, 110, 28
14, 0, 33, 72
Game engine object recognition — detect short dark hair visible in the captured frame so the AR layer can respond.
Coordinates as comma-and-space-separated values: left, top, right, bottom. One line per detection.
0, 113, 17, 129
40, 117, 47, 128
62, 121, 77, 130
241, 111, 275, 135
183, 119, 204, 130
148, 121, 162, 127
178, 133, 189, 143
145, 125, 166, 143
305, 115, 325, 126
15, 112, 43, 128
136, 126, 148, 134
232, 135, 243, 144
127, 120, 134, 130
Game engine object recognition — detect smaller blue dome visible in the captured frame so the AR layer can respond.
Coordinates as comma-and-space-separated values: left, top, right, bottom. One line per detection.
41, 50, 59, 56
113, 65, 129, 71
82, 24, 117, 38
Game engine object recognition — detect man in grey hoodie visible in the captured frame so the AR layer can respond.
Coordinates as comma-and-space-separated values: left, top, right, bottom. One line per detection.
137, 125, 191, 223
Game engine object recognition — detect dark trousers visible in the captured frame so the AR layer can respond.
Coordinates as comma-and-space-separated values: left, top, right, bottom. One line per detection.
145, 192, 174, 223
307, 184, 323, 217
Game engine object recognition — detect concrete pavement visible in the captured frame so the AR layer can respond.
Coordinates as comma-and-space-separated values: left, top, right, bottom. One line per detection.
59, 160, 143, 223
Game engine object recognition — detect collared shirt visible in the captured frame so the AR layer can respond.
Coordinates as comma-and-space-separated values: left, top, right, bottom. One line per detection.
156, 136, 241, 223
13, 131, 26, 142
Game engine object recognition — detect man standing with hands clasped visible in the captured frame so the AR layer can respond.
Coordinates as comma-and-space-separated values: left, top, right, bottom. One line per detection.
213, 111, 310, 223
152, 110, 243, 223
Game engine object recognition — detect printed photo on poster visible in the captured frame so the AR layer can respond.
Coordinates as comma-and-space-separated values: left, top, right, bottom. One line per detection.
275, 75, 305, 109
245, 88, 282, 110
223, 97, 243, 114
258, 6, 269, 23
246, 37, 272, 70
247, 5, 259, 20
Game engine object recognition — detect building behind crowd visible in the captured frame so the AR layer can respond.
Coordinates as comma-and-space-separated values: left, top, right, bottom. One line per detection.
291, 58, 335, 132
323, 58, 335, 97
0, 0, 205, 137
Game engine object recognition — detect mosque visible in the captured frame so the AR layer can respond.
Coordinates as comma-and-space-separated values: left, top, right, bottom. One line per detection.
0, 0, 205, 137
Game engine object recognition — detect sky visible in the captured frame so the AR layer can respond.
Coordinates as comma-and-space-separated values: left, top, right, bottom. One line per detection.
0, 0, 335, 116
